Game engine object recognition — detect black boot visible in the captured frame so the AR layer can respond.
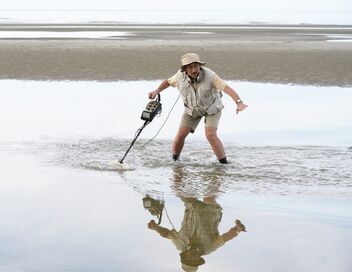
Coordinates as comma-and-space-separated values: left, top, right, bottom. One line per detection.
218, 157, 228, 164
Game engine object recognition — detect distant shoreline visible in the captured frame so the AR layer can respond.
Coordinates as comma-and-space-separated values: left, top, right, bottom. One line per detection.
1, 9, 351, 25
0, 23, 351, 86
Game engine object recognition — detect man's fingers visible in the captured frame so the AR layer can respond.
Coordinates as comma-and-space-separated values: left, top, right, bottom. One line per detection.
236, 104, 248, 114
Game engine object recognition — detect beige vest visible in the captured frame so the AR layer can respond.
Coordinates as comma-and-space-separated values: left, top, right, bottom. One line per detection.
175, 67, 224, 118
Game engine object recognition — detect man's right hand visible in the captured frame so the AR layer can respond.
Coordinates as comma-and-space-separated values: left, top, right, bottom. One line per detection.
148, 80, 170, 99
148, 220, 157, 230
148, 90, 158, 99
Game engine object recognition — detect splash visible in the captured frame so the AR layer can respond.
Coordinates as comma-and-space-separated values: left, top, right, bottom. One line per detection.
110, 160, 135, 171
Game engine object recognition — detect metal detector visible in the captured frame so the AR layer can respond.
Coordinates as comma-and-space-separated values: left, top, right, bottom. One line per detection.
119, 94, 162, 164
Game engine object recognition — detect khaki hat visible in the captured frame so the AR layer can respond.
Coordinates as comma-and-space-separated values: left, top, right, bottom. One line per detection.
180, 249, 205, 267
181, 53, 206, 71
182, 264, 199, 272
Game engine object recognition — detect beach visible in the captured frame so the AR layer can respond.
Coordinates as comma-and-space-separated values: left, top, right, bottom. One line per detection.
1, 22, 352, 272
1, 24, 352, 86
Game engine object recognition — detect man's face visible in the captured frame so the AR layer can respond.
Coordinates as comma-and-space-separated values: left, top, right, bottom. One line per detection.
185, 62, 200, 79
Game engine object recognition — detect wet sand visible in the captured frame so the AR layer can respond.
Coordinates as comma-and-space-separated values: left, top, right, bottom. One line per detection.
0, 24, 352, 86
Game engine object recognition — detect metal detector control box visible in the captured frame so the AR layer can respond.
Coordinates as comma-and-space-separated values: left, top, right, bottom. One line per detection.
141, 100, 162, 122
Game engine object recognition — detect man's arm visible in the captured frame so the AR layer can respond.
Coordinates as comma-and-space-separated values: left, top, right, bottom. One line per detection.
148, 79, 170, 99
148, 220, 172, 238
221, 219, 247, 242
212, 73, 248, 114
222, 85, 248, 114
221, 226, 239, 242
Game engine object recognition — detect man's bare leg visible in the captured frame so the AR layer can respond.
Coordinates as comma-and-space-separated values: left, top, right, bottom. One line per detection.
205, 127, 227, 163
172, 126, 192, 160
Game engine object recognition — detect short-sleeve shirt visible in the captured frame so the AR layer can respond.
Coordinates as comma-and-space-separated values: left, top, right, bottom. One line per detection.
168, 69, 227, 91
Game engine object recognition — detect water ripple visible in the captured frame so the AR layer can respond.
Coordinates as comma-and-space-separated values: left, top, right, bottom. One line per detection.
11, 138, 352, 198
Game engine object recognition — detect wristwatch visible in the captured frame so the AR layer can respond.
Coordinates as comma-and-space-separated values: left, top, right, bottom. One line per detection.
236, 99, 242, 103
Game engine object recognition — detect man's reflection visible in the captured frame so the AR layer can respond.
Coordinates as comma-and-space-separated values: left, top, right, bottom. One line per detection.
171, 164, 224, 197
147, 196, 246, 272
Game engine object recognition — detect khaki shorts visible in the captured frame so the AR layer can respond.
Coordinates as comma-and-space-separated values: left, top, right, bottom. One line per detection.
180, 111, 222, 132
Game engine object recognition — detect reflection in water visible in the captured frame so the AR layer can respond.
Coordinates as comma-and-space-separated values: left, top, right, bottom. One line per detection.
143, 166, 247, 271
144, 193, 246, 271
170, 164, 226, 197
143, 195, 165, 225
142, 165, 247, 270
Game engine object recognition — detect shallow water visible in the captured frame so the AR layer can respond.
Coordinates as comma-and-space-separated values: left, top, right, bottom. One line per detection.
4, 138, 350, 198
0, 148, 351, 272
1, 80, 351, 144
0, 30, 134, 39
1, 80, 352, 271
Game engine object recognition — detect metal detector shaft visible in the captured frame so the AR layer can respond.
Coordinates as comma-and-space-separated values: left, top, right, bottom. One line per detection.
119, 120, 149, 164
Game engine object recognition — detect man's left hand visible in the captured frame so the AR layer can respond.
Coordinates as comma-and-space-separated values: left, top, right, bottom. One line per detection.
236, 102, 248, 114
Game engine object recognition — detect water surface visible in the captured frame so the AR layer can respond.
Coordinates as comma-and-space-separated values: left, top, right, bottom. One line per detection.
0, 80, 351, 272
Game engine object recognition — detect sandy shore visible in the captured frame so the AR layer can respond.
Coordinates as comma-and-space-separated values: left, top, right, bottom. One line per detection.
0, 24, 351, 86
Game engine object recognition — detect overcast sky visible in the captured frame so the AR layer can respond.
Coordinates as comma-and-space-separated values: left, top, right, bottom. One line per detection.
3, 0, 351, 11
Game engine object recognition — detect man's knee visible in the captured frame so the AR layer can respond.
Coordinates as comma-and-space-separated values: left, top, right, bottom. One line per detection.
205, 128, 218, 144
175, 127, 192, 142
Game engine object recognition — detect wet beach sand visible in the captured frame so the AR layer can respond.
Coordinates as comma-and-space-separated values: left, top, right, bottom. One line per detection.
0, 23, 352, 86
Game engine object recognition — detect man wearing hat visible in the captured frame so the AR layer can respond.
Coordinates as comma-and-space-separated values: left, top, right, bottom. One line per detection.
148, 53, 247, 164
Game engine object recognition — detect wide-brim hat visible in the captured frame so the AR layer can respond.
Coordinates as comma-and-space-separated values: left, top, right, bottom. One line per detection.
182, 264, 199, 272
181, 53, 206, 72
180, 250, 205, 267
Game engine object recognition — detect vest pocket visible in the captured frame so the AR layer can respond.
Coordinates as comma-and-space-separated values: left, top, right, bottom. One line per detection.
199, 90, 212, 106
181, 86, 194, 108
206, 97, 224, 115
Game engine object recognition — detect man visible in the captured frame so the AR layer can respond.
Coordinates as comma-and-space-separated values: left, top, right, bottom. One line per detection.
148, 53, 247, 164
